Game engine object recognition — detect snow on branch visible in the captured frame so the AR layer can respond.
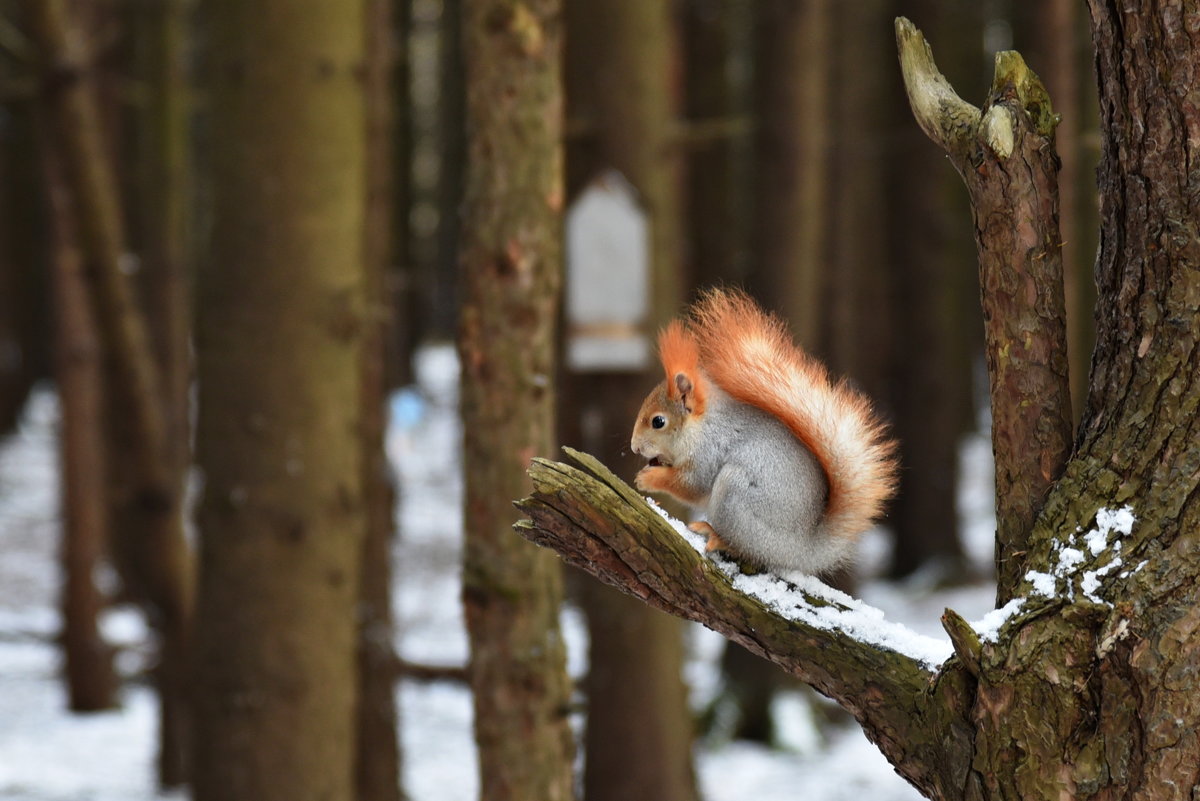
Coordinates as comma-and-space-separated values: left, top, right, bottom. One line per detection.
516, 448, 977, 800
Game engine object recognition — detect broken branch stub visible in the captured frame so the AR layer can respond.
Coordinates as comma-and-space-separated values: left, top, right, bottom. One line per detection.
895, 16, 1074, 604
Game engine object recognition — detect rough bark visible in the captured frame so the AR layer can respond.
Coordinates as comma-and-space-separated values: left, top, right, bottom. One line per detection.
896, 18, 1074, 602
192, 1, 367, 799
458, 1, 575, 799
1014, 0, 1094, 426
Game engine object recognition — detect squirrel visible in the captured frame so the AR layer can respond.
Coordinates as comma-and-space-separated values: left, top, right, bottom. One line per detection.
630, 288, 899, 576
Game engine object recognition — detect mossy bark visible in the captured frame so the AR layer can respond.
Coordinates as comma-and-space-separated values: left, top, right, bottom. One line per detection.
517, 450, 975, 800
458, 1, 575, 799
192, 1, 367, 799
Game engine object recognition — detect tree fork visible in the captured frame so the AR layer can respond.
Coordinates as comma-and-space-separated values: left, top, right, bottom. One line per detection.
895, 17, 1074, 602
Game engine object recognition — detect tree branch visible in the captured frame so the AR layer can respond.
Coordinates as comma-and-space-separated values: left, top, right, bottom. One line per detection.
895, 17, 1074, 603
517, 448, 977, 801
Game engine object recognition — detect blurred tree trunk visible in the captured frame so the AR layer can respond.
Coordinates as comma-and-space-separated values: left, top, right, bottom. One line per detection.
580, 565, 696, 801
458, 1, 575, 799
386, 0, 415, 389
751, 0, 831, 349
0, 105, 48, 436
26, 0, 194, 788
825, 0, 892, 394
133, 0, 193, 782
357, 0, 403, 799
192, 0, 367, 799
44, 126, 118, 714
885, 0, 981, 579
564, 1, 697, 799
435, 0, 464, 341
683, 0, 750, 288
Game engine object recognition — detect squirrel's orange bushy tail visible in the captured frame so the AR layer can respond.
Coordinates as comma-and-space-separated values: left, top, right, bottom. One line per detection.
689, 288, 899, 540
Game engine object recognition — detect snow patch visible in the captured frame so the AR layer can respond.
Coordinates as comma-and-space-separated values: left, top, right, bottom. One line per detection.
1019, 505, 1136, 605
642, 498, 953, 670
972, 598, 1026, 644
972, 506, 1138, 642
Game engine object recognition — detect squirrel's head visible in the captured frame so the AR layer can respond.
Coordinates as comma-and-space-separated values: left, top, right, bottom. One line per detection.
630, 321, 707, 467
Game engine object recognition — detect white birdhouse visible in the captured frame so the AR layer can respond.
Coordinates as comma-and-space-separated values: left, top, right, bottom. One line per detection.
565, 170, 651, 372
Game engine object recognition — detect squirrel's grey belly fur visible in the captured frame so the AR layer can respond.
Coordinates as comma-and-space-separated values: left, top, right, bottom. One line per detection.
690, 388, 841, 574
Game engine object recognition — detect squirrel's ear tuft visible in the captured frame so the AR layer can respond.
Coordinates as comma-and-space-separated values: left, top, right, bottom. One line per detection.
659, 320, 706, 414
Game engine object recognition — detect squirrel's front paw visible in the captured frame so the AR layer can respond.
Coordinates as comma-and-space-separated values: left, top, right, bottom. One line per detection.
635, 465, 669, 493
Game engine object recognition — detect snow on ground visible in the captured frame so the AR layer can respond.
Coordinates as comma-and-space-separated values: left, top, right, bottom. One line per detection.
0, 346, 997, 801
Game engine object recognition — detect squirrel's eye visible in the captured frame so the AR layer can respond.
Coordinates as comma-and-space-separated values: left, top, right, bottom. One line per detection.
651, 415, 667, 429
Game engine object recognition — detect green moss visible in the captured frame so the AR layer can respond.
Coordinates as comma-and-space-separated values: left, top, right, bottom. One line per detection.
992, 50, 1060, 139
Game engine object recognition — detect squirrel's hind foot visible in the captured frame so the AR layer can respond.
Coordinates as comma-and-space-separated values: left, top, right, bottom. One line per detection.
687, 520, 727, 553
688, 521, 763, 575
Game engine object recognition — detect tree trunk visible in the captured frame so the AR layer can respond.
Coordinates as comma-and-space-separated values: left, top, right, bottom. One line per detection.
134, 0, 193, 782
897, 18, 1075, 602
683, 0, 750, 288
825, 0, 893, 396
0, 102, 48, 437
581, 577, 696, 801
44, 123, 118, 714
1014, 0, 1096, 427
357, 0, 403, 798
191, 1, 367, 799
458, 2, 575, 799
750, 0, 831, 348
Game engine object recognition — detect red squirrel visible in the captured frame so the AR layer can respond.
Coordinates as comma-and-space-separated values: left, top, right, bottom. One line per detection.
630, 289, 899, 575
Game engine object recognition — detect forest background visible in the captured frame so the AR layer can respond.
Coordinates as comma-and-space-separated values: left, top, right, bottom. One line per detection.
0, 1, 1099, 800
